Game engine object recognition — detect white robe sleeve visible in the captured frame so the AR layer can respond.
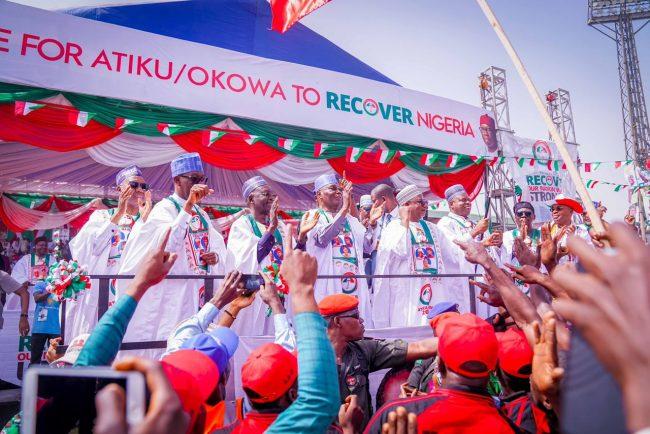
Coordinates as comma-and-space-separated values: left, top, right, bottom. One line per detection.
227, 216, 258, 272
10, 255, 30, 286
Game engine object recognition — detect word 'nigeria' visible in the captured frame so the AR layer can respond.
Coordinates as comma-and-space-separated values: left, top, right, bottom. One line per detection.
326, 92, 475, 137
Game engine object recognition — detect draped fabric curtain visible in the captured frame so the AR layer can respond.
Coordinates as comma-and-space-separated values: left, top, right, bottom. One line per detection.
0, 194, 98, 232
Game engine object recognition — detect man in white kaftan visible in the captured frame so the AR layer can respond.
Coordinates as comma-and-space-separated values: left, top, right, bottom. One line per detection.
10, 236, 56, 310
305, 174, 374, 325
546, 194, 593, 265
372, 185, 466, 328
227, 176, 285, 336
64, 166, 151, 342
116, 153, 231, 358
436, 184, 502, 318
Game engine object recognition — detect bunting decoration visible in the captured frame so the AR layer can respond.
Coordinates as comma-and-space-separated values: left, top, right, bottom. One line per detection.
278, 137, 300, 151
115, 117, 138, 130
377, 149, 399, 164
445, 154, 459, 168
470, 155, 484, 165
68, 110, 94, 127
201, 130, 226, 147
347, 146, 366, 163
313, 142, 330, 157
157, 123, 182, 136
245, 135, 262, 145
14, 100, 44, 116
420, 153, 438, 166
586, 180, 598, 189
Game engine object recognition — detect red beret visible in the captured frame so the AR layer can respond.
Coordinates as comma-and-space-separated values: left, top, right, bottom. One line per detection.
318, 294, 359, 317
242, 343, 297, 404
496, 328, 533, 378
438, 313, 498, 379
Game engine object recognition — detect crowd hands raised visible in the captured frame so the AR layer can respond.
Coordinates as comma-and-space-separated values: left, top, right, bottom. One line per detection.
12, 158, 650, 434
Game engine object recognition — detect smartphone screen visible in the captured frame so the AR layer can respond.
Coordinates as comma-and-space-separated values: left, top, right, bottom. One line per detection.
242, 274, 263, 293
22, 367, 145, 434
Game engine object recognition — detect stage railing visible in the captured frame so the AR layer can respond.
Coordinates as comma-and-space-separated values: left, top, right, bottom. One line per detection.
59, 273, 481, 351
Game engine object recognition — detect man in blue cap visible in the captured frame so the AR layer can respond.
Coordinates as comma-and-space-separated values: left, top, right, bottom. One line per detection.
64, 165, 151, 342
304, 173, 373, 325
226, 176, 283, 336
117, 153, 232, 359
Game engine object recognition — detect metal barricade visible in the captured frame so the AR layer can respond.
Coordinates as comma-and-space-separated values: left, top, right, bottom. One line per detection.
59, 273, 480, 351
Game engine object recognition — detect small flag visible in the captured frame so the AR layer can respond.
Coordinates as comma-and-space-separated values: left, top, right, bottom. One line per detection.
68, 110, 94, 127
157, 123, 182, 136
245, 135, 262, 145
278, 138, 299, 151
614, 184, 624, 192
625, 160, 633, 166
586, 180, 598, 189
614, 161, 622, 169
470, 155, 485, 164
201, 130, 226, 147
347, 147, 365, 163
554, 161, 562, 171
115, 118, 138, 130
14, 101, 45, 116
547, 160, 561, 171
377, 149, 399, 164
445, 154, 459, 168
420, 153, 438, 166
517, 158, 526, 168
489, 156, 505, 167
529, 158, 536, 166
584, 163, 592, 172
313, 142, 330, 157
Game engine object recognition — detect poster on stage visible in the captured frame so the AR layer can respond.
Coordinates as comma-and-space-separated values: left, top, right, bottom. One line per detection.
0, 311, 36, 386
502, 133, 578, 223
0, 0, 492, 156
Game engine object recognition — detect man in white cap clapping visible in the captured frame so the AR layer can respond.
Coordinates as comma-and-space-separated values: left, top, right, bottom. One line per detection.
116, 153, 232, 359
227, 176, 284, 336
372, 185, 467, 327
305, 173, 374, 324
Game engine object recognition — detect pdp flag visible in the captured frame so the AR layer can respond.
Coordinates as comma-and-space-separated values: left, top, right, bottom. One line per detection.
278, 138, 299, 151
14, 101, 45, 116
68, 110, 94, 127
313, 142, 331, 157
201, 130, 226, 147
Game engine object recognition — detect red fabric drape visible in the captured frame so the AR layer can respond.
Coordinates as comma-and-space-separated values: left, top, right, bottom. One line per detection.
33, 196, 56, 212
327, 153, 406, 184
271, 0, 332, 33
172, 131, 286, 170
0, 104, 121, 151
428, 162, 485, 200
53, 197, 95, 230
0, 197, 25, 232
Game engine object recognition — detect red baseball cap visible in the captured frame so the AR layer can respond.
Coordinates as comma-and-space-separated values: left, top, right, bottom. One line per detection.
318, 294, 359, 317
496, 328, 533, 378
438, 313, 498, 378
547, 194, 583, 214
242, 343, 298, 403
161, 349, 220, 414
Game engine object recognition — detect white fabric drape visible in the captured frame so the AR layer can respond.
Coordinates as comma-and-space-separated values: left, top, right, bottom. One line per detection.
1, 195, 97, 230
85, 133, 184, 167
390, 167, 431, 190
257, 154, 334, 185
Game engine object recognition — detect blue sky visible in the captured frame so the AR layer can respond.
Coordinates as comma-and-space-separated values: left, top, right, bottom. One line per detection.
300, 0, 650, 220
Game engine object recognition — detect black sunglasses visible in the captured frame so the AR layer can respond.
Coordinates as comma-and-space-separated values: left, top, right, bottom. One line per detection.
128, 181, 149, 191
516, 211, 533, 217
337, 312, 360, 320
179, 175, 208, 185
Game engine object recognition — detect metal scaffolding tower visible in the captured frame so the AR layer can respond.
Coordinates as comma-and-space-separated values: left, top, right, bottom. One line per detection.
588, 0, 650, 238
545, 89, 578, 146
479, 66, 516, 230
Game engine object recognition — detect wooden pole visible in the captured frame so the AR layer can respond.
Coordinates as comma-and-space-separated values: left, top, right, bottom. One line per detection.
475, 0, 606, 234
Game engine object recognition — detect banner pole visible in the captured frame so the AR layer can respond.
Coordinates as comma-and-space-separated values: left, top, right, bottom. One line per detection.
475, 0, 605, 234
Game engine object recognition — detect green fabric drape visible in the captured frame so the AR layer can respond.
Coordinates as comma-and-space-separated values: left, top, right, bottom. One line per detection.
0, 83, 58, 103
384, 141, 474, 174
64, 93, 227, 136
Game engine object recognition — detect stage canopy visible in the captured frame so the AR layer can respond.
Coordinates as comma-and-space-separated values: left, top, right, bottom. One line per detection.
0, 0, 491, 211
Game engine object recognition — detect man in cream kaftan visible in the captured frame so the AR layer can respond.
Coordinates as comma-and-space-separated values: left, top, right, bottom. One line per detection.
372, 185, 465, 328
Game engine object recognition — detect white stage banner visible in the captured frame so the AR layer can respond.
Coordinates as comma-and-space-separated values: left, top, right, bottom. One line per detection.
502, 134, 578, 223
0, 311, 36, 386
0, 1, 493, 156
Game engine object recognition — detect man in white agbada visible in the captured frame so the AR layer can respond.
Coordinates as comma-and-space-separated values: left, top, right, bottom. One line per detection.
436, 184, 502, 317
64, 166, 151, 342
305, 174, 374, 324
116, 153, 231, 357
546, 194, 592, 264
372, 185, 466, 327
227, 176, 285, 336
10, 236, 56, 314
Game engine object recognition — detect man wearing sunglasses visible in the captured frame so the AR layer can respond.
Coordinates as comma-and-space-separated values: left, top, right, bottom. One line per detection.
372, 185, 466, 327
500, 202, 542, 293
545, 194, 592, 265
227, 176, 284, 336
65, 165, 151, 342
116, 153, 231, 359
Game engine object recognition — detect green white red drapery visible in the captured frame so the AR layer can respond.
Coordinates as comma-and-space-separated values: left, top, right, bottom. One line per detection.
0, 82, 486, 199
